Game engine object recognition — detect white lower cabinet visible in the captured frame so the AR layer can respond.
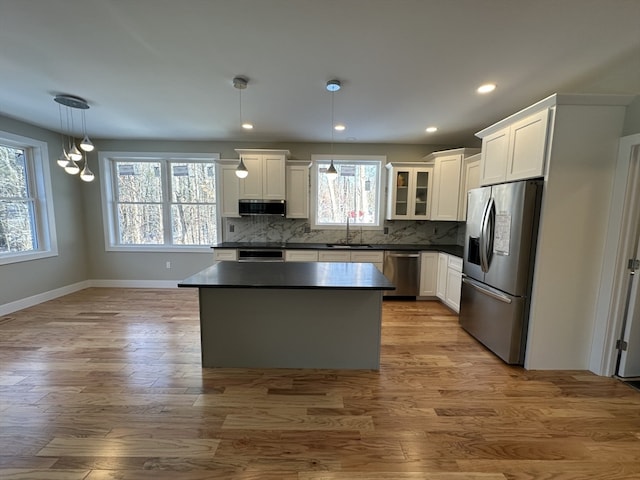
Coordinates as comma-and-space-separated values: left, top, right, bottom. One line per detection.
444, 255, 463, 313
350, 251, 384, 272
436, 252, 448, 300
318, 251, 351, 262
435, 252, 462, 313
317, 250, 384, 272
213, 249, 238, 261
285, 250, 319, 262
419, 252, 438, 297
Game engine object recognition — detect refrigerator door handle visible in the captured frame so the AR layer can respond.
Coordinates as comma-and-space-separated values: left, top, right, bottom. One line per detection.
462, 276, 513, 304
479, 198, 495, 273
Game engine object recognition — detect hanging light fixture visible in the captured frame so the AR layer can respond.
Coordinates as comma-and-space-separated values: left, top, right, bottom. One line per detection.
325, 79, 341, 177
54, 94, 95, 182
233, 76, 251, 178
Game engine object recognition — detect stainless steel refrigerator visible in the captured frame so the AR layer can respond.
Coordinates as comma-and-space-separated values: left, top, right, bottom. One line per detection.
459, 179, 543, 365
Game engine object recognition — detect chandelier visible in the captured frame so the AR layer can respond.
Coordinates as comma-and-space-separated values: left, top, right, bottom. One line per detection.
54, 94, 95, 182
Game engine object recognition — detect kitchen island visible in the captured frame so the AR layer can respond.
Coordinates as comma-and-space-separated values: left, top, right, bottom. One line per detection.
178, 261, 394, 369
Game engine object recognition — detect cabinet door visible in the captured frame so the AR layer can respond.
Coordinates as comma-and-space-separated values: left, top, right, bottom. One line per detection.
445, 267, 462, 313
388, 168, 412, 219
412, 168, 432, 220
350, 251, 384, 272
238, 155, 263, 199
285, 250, 318, 262
214, 249, 237, 261
286, 165, 309, 218
436, 252, 448, 300
262, 155, 286, 199
505, 109, 550, 182
431, 155, 462, 221
480, 127, 509, 185
419, 252, 438, 296
318, 251, 351, 262
218, 164, 240, 217
459, 155, 481, 221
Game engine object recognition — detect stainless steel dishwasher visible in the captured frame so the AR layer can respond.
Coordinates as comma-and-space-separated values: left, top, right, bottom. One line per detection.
383, 251, 420, 297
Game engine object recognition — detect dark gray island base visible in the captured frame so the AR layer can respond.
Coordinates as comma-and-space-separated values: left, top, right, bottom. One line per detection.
179, 262, 395, 370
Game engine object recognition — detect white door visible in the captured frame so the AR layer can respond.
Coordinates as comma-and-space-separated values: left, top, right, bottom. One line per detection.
618, 239, 640, 378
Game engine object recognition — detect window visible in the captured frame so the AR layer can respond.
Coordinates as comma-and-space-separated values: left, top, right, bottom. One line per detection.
311, 155, 385, 229
100, 152, 220, 251
0, 132, 57, 265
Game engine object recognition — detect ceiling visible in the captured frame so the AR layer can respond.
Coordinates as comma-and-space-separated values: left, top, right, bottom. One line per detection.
1, 0, 639, 146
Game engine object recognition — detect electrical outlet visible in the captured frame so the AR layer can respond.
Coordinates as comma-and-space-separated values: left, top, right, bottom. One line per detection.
229, 224, 235, 232
165, 261, 171, 269
384, 227, 389, 234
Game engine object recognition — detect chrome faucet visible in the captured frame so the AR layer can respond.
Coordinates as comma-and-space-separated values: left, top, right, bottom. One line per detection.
345, 216, 350, 245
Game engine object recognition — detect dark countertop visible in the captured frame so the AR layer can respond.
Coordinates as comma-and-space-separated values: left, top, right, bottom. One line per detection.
211, 242, 464, 257
179, 261, 395, 290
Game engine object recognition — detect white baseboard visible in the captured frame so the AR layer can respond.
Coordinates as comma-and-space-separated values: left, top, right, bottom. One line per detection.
0, 280, 181, 316
88, 279, 181, 289
0, 280, 90, 316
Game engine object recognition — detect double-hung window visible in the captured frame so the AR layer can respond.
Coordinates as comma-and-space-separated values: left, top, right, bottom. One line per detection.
100, 152, 220, 251
0, 132, 57, 265
311, 155, 385, 229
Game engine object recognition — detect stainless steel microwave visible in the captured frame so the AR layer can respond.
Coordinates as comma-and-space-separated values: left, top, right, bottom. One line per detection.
238, 199, 286, 216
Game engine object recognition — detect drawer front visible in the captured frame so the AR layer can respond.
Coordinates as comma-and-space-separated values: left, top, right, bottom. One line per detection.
214, 249, 238, 261
448, 254, 463, 272
350, 251, 384, 263
285, 250, 319, 262
318, 251, 351, 262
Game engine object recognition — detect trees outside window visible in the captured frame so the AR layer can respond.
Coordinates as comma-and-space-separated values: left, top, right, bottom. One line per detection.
101, 152, 219, 251
0, 132, 57, 265
312, 155, 385, 229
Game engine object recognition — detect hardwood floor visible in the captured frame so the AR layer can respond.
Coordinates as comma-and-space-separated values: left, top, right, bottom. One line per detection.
1, 287, 639, 479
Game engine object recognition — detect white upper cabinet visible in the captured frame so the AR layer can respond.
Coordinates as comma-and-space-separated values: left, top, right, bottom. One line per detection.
478, 108, 551, 185
423, 148, 480, 221
235, 149, 289, 200
386, 163, 433, 220
459, 153, 481, 221
216, 161, 240, 218
285, 163, 310, 219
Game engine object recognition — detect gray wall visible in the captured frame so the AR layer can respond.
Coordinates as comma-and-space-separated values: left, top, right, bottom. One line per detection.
0, 116, 89, 305
623, 96, 640, 135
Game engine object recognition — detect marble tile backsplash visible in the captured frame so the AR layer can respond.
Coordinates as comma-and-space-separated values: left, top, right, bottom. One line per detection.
223, 217, 463, 246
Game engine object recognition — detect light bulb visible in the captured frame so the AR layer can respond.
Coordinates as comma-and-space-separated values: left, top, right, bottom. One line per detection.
64, 160, 80, 175
68, 144, 82, 161
57, 150, 70, 167
235, 158, 249, 178
80, 135, 94, 152
241, 123, 254, 130
80, 165, 95, 182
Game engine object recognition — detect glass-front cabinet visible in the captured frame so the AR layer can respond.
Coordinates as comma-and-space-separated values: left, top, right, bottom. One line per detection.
386, 163, 433, 220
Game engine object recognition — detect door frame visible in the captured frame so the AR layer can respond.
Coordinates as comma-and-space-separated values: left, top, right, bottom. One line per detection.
590, 133, 640, 376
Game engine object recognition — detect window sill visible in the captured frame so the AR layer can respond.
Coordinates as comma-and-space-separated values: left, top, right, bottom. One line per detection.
0, 249, 58, 266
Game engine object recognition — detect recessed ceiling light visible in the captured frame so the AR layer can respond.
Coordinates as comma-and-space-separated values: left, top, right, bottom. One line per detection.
242, 123, 254, 130
477, 83, 496, 94
334, 124, 346, 131
425, 126, 438, 133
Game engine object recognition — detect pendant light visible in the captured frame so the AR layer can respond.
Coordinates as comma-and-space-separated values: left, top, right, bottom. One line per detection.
54, 94, 96, 182
325, 79, 341, 177
233, 76, 251, 179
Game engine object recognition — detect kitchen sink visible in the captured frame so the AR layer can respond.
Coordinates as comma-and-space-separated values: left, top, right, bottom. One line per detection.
326, 243, 373, 248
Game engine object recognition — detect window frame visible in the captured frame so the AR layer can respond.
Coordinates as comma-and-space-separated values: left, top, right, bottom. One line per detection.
310, 154, 386, 231
0, 131, 57, 266
99, 151, 220, 252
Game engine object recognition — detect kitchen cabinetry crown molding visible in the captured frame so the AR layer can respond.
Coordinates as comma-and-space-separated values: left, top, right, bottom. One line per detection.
235, 148, 291, 157
475, 93, 634, 139
421, 147, 480, 163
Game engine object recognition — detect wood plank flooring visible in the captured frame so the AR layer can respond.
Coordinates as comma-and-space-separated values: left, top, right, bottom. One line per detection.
1, 287, 639, 479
